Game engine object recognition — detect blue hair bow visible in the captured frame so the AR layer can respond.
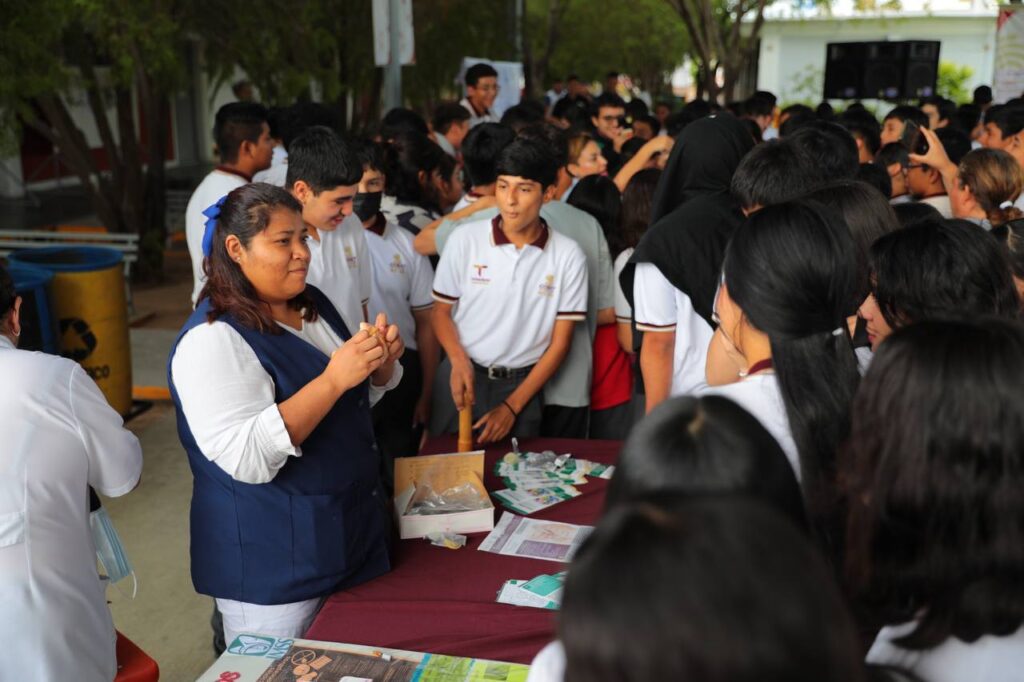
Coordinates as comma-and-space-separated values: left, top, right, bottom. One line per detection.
201, 195, 228, 258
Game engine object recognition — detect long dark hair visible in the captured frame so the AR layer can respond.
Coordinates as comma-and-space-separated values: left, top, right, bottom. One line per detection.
606, 396, 807, 531
841, 318, 1024, 649
566, 174, 621, 250
382, 132, 444, 214
803, 180, 898, 310
201, 182, 313, 333
869, 219, 1019, 328
561, 497, 865, 682
616, 168, 660, 258
723, 199, 860, 553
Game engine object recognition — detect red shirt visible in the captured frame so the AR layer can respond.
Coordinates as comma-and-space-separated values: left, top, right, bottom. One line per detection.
590, 323, 633, 410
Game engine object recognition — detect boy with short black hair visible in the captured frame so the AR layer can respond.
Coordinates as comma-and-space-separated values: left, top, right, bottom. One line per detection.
730, 140, 820, 212
430, 137, 589, 443
786, 121, 860, 180
462, 63, 499, 127
880, 105, 929, 146
591, 93, 629, 176
286, 126, 371, 333
451, 123, 517, 212
431, 101, 472, 158
875, 142, 913, 204
186, 101, 273, 305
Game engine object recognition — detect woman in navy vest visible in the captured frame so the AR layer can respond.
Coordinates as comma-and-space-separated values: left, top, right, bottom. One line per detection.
168, 183, 403, 645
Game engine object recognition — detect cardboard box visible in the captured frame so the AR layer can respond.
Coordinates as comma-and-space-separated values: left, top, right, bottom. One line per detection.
393, 450, 495, 539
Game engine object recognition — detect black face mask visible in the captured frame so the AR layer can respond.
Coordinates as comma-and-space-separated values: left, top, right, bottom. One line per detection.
352, 191, 382, 222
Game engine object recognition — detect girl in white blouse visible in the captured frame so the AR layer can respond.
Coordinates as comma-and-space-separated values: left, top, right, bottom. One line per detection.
702, 199, 860, 559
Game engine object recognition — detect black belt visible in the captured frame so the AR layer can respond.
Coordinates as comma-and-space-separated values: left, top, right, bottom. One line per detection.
472, 361, 535, 381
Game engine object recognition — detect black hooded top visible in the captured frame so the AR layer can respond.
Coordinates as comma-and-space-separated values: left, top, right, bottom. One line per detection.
621, 114, 755, 327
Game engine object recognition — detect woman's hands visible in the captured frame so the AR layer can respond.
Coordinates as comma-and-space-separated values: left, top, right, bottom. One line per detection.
325, 329, 386, 396
364, 313, 404, 386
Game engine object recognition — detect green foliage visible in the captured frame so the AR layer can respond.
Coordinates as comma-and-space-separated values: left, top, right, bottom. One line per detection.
538, 0, 689, 94
936, 60, 974, 104
779, 65, 823, 107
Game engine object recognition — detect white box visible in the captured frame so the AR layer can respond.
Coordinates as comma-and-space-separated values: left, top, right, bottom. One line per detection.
393, 450, 495, 539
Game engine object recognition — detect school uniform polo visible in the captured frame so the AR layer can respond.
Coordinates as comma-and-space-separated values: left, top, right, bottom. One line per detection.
460, 97, 498, 128
364, 216, 434, 350
185, 168, 249, 306
633, 262, 714, 396
432, 216, 588, 369
306, 214, 371, 334
435, 202, 615, 409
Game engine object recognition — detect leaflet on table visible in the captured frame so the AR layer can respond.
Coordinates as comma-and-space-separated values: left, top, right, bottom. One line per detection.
495, 451, 615, 484
197, 634, 529, 681
478, 511, 593, 563
497, 572, 567, 610
491, 485, 580, 515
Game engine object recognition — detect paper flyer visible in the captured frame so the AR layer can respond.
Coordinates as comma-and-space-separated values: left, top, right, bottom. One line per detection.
478, 512, 593, 563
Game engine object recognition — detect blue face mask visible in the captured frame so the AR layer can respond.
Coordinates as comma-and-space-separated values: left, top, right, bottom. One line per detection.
90, 506, 137, 598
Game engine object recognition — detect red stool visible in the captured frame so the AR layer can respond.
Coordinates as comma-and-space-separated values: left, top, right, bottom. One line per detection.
115, 631, 160, 682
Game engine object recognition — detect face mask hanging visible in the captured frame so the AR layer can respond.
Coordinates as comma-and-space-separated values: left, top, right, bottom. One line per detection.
90, 506, 138, 599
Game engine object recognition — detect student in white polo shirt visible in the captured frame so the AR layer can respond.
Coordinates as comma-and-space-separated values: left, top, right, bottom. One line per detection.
461, 63, 500, 128
285, 126, 371, 333
186, 102, 273, 306
352, 139, 439, 475
431, 137, 588, 442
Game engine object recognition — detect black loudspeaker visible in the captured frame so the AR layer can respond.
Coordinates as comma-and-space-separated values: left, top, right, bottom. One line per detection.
822, 41, 941, 100
824, 42, 865, 99
902, 40, 940, 99
862, 41, 907, 100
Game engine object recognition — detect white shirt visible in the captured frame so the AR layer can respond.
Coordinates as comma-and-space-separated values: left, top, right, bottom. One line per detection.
0, 337, 142, 682
633, 262, 714, 396
868, 621, 1024, 682
252, 162, 288, 187
613, 248, 634, 324
699, 373, 800, 479
526, 641, 566, 682
364, 219, 434, 351
460, 97, 497, 128
918, 194, 953, 218
306, 214, 372, 335
186, 169, 248, 306
432, 217, 588, 368
171, 318, 402, 485
435, 133, 457, 158
436, 202, 615, 407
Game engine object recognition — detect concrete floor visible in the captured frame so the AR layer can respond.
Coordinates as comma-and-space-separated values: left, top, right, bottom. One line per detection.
102, 248, 217, 680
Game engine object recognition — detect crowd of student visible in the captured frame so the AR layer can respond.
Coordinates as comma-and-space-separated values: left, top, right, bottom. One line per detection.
4, 61, 1024, 679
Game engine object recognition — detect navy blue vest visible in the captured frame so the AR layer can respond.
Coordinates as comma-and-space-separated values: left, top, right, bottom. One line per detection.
167, 286, 390, 605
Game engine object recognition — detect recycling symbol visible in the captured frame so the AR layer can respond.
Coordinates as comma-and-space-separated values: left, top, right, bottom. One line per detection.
60, 318, 97, 361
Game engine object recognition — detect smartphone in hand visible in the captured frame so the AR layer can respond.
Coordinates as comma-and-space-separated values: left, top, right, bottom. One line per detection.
901, 120, 929, 155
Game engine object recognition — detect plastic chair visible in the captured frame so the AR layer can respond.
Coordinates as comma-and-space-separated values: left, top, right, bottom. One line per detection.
115, 631, 160, 682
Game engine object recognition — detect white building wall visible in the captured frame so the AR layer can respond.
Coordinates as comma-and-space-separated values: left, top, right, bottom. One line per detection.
757, 14, 996, 107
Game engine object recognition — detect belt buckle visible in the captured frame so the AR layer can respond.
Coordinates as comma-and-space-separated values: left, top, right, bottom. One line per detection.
487, 365, 510, 380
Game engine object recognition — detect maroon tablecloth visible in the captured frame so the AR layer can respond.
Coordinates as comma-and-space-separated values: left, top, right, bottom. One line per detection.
304, 436, 621, 664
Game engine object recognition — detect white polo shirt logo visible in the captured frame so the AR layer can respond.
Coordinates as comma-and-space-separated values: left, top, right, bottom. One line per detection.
344, 245, 357, 269
389, 253, 406, 274
432, 216, 589, 368
538, 274, 556, 298
471, 264, 491, 284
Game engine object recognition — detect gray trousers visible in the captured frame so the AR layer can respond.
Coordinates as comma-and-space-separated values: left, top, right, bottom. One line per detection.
430, 356, 543, 438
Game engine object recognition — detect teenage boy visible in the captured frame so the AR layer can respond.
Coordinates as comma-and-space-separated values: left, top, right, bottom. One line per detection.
285, 126, 371, 333
591, 93, 629, 176
430, 137, 589, 443
879, 105, 929, 146
418, 124, 616, 439
449, 123, 516, 213
839, 111, 882, 163
352, 140, 439, 473
875, 143, 913, 204
186, 102, 273, 305
461, 63, 499, 128
431, 102, 471, 158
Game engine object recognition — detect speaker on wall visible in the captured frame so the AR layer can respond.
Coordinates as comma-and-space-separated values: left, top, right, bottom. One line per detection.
902, 40, 940, 99
823, 42, 865, 99
822, 41, 940, 100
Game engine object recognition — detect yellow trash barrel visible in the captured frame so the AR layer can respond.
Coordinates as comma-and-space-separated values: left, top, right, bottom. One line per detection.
8, 246, 132, 415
